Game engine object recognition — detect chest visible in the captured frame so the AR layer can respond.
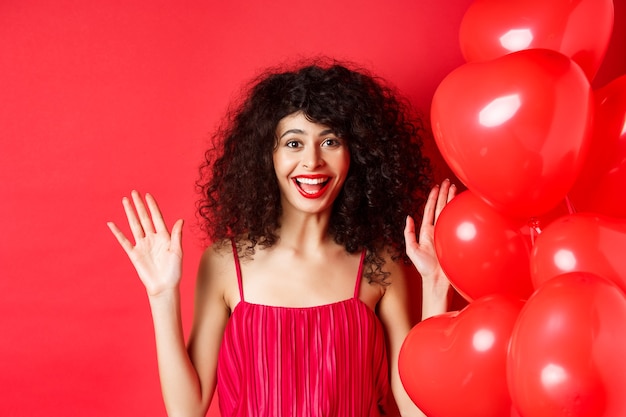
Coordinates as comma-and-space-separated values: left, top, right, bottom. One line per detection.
227, 250, 384, 311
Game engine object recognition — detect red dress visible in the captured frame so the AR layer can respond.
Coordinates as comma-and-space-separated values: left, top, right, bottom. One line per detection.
216, 246, 390, 416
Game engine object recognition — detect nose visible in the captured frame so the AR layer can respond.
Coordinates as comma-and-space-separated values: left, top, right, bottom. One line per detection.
302, 146, 324, 169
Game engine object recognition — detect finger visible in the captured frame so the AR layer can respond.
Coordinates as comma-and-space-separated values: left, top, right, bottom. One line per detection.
122, 195, 145, 241
404, 215, 417, 247
422, 184, 440, 226
170, 219, 184, 255
404, 216, 423, 266
107, 221, 135, 255
447, 182, 457, 203
131, 190, 156, 235
434, 179, 451, 220
145, 193, 167, 233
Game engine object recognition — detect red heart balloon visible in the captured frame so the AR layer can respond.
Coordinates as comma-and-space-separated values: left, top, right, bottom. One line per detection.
530, 213, 626, 293
434, 190, 534, 301
459, 0, 614, 80
431, 48, 593, 219
508, 272, 626, 417
569, 75, 626, 218
399, 295, 524, 417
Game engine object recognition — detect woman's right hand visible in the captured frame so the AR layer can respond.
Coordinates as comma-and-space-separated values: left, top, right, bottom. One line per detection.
107, 191, 184, 297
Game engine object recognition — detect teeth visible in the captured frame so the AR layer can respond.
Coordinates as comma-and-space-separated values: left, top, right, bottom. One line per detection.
296, 177, 328, 185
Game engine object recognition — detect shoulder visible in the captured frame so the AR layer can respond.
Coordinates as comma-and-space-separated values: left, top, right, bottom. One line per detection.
373, 247, 415, 289
376, 248, 421, 324
198, 240, 234, 279
195, 239, 239, 311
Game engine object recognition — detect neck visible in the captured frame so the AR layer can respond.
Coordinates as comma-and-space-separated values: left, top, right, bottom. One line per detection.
277, 209, 334, 253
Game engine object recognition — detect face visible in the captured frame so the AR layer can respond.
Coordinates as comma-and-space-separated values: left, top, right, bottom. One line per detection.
273, 112, 350, 216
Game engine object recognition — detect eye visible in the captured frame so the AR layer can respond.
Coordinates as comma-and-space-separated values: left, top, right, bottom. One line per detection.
285, 140, 301, 148
322, 137, 342, 147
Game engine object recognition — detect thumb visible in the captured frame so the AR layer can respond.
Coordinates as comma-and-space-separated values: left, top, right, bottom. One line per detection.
404, 215, 418, 250
170, 219, 184, 254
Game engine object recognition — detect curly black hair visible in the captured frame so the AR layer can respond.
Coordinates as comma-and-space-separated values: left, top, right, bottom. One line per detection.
196, 57, 432, 284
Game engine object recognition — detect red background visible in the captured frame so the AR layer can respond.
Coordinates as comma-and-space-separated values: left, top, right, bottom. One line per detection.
1, 1, 625, 416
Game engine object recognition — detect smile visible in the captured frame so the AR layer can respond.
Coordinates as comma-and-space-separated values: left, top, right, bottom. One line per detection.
293, 176, 331, 199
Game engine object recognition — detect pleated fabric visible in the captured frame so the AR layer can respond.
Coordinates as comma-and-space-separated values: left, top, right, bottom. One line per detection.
216, 247, 389, 417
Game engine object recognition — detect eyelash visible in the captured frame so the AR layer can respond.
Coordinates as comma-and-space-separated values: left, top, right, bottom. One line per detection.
285, 138, 341, 148
323, 138, 340, 146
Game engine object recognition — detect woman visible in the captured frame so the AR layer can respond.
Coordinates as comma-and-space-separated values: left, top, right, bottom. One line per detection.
108, 59, 455, 417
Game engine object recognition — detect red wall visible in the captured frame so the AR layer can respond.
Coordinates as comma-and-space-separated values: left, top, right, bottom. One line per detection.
1, 1, 624, 416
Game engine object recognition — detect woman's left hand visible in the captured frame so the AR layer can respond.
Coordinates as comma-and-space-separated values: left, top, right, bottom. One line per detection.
404, 179, 456, 291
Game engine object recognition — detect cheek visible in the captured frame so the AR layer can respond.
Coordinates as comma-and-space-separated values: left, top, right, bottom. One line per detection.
272, 152, 296, 178
272, 151, 283, 172
340, 152, 351, 175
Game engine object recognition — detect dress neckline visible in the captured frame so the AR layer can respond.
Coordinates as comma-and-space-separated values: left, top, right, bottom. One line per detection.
229, 297, 378, 315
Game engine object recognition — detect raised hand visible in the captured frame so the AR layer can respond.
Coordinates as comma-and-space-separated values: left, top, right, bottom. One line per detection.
107, 191, 184, 297
404, 179, 456, 278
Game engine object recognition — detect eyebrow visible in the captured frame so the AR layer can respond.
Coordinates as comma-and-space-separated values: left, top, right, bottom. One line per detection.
279, 128, 335, 139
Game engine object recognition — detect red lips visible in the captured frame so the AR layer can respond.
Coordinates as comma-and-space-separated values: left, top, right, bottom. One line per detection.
292, 175, 330, 199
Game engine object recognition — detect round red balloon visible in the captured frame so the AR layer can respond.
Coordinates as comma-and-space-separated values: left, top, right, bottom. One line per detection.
399, 295, 524, 417
530, 213, 626, 293
434, 190, 534, 301
459, 0, 614, 80
569, 75, 626, 218
431, 48, 593, 219
508, 272, 626, 417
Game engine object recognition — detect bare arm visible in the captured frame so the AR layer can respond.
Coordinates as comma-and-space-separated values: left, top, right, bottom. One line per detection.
378, 260, 427, 417
378, 180, 457, 416
147, 248, 229, 417
404, 179, 456, 320
107, 191, 228, 417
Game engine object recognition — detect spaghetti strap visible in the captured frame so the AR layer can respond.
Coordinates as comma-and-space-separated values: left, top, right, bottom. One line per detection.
231, 240, 244, 301
353, 249, 367, 299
